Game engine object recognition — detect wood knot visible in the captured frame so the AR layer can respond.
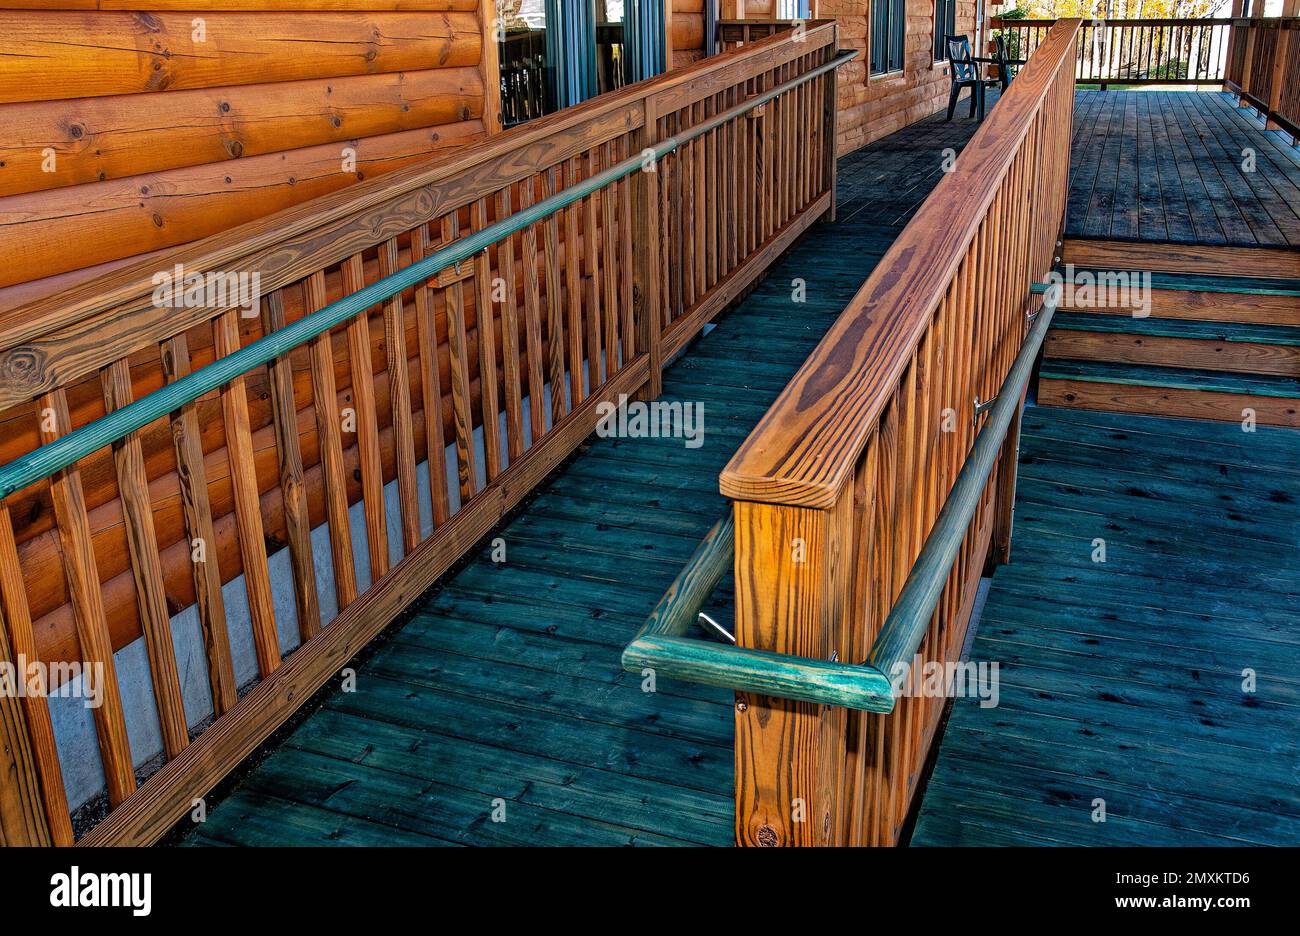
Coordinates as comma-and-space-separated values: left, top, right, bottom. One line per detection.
756, 825, 779, 847
0, 348, 47, 391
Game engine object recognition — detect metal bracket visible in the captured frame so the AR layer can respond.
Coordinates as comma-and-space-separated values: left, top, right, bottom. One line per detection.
974, 395, 998, 419
1026, 305, 1041, 323
697, 612, 736, 645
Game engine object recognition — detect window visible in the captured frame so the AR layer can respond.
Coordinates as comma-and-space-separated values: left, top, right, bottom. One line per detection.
870, 0, 906, 76
934, 0, 957, 62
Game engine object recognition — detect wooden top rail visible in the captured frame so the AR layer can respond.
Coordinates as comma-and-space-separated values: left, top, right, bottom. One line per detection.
0, 20, 840, 412
719, 19, 1081, 509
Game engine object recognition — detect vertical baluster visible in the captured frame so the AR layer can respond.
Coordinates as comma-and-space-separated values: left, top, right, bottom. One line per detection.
601, 142, 621, 378
541, 167, 569, 421
472, 199, 504, 479
693, 101, 707, 300
261, 291, 322, 642
342, 254, 390, 578
100, 359, 188, 758
618, 136, 636, 364
704, 97, 718, 292
304, 273, 358, 608
584, 151, 607, 389
682, 108, 698, 312
378, 237, 421, 553
561, 161, 586, 405
410, 226, 453, 519
213, 311, 280, 677
160, 334, 238, 713
441, 212, 481, 502
39, 388, 136, 806
517, 179, 548, 441
494, 189, 527, 459
0, 503, 72, 844
0, 607, 50, 845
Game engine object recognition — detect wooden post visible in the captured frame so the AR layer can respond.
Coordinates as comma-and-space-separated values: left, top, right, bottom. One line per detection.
732, 486, 853, 847
0, 609, 52, 846
633, 98, 664, 402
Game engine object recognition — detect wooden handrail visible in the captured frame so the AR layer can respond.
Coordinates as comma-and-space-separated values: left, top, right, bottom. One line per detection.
623, 290, 1059, 711
723, 19, 1078, 847
721, 20, 1079, 507
0, 24, 850, 846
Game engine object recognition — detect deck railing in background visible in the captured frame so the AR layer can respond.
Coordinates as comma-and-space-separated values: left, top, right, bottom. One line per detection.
993, 17, 1231, 87
716, 18, 1079, 847
718, 18, 797, 51
1226, 16, 1300, 138
0, 23, 847, 846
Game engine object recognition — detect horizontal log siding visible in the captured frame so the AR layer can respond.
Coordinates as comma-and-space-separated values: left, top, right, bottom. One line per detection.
0, 2, 494, 298
821, 0, 977, 155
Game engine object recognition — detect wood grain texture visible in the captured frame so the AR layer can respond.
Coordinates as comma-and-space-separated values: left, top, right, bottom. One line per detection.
1063, 238, 1300, 278
213, 311, 281, 677
100, 359, 188, 759
0, 67, 484, 198
159, 333, 238, 715
0, 11, 481, 104
40, 388, 136, 807
0, 504, 72, 844
263, 291, 321, 641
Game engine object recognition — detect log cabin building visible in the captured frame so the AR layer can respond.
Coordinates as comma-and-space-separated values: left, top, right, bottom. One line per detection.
0, 2, 1295, 850
0, 0, 978, 313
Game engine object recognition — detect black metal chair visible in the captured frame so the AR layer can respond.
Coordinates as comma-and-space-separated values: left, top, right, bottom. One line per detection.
944, 35, 1001, 122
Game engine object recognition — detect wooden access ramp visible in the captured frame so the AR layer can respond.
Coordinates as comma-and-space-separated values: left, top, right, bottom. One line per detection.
179, 107, 992, 847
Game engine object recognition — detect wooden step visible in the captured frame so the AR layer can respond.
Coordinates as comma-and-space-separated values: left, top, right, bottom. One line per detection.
1038, 360, 1300, 427
1055, 270, 1300, 326
1062, 239, 1300, 279
1045, 313, 1300, 376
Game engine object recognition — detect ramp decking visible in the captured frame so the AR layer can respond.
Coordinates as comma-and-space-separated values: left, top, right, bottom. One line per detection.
912, 406, 1300, 847
1067, 90, 1300, 247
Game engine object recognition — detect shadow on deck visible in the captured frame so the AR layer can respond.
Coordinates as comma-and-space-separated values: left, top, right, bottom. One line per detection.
181, 99, 991, 847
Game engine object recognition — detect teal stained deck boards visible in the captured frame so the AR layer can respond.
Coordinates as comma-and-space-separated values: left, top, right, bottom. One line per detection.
912, 405, 1300, 847
183, 104, 992, 847
1067, 90, 1300, 246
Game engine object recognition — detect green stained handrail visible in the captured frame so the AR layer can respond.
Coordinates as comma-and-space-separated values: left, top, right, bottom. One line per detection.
621, 290, 1059, 712
0, 48, 858, 501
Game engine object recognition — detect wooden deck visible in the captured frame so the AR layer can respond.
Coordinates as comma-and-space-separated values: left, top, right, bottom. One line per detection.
912, 406, 1300, 847
181, 104, 990, 847
1067, 90, 1300, 248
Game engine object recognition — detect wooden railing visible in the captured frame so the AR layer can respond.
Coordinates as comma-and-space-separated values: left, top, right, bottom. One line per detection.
993, 17, 1232, 86
718, 18, 797, 51
1226, 16, 1300, 137
0, 23, 848, 846
714, 18, 1079, 847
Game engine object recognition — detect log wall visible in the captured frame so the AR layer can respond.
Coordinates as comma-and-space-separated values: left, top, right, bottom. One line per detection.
0, 1, 499, 309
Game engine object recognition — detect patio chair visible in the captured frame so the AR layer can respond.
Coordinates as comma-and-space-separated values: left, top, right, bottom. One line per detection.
944, 35, 1001, 121
991, 33, 1028, 91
